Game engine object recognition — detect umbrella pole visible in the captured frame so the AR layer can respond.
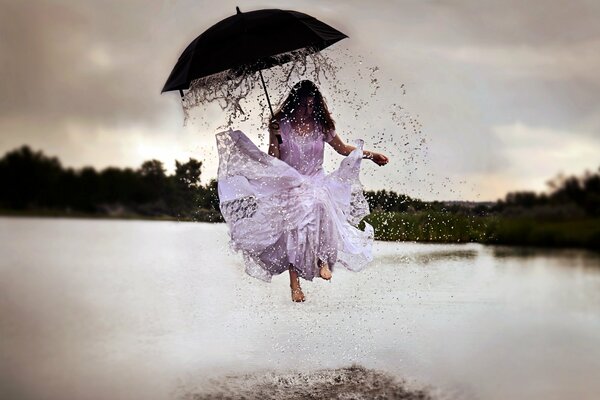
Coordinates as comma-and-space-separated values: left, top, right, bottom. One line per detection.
259, 69, 282, 144
259, 69, 274, 118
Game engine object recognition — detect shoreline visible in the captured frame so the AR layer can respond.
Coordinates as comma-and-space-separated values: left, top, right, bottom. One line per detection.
3, 209, 599, 252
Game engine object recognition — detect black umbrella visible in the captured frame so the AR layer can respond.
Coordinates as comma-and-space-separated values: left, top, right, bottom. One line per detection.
161, 7, 348, 129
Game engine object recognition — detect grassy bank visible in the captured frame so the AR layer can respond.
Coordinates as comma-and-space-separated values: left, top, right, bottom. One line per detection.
482, 216, 600, 249
364, 211, 487, 243
364, 211, 600, 250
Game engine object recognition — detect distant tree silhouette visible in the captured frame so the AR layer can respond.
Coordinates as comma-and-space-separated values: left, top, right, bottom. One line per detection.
198, 178, 220, 211
497, 167, 600, 217
170, 158, 203, 217
364, 190, 425, 213
0, 145, 220, 219
137, 159, 167, 204
0, 145, 62, 209
1, 145, 598, 220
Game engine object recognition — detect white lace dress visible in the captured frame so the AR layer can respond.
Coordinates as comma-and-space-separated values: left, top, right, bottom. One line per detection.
215, 118, 373, 282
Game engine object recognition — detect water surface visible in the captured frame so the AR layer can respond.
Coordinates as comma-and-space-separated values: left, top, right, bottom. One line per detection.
1, 217, 599, 399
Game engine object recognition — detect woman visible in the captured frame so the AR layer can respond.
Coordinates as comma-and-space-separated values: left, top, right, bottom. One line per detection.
216, 80, 388, 302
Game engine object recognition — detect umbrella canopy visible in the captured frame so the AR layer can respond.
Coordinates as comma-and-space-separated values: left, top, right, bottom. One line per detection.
161, 7, 348, 94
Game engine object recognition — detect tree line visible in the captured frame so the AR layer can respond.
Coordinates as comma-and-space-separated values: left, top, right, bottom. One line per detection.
494, 171, 600, 217
1, 145, 598, 220
364, 171, 600, 218
0, 145, 220, 221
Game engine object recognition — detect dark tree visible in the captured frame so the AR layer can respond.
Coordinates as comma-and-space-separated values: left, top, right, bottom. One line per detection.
0, 145, 62, 209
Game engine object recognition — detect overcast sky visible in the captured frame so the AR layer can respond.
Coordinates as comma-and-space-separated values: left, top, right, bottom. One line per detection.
1, 0, 599, 201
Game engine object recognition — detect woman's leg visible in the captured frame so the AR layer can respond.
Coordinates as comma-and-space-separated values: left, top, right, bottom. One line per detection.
289, 264, 305, 302
315, 200, 333, 281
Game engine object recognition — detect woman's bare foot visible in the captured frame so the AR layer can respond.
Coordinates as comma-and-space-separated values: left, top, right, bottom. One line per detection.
290, 285, 305, 302
318, 259, 332, 280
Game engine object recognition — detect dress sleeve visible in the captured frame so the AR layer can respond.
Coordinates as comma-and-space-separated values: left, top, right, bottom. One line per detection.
324, 128, 337, 142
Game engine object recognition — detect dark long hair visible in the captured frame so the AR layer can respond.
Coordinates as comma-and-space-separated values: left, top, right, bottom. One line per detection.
272, 80, 335, 135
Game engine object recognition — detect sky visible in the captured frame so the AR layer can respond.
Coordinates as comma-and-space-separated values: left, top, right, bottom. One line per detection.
1, 0, 599, 201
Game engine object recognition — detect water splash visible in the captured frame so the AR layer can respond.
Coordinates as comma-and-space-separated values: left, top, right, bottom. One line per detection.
177, 364, 438, 400
181, 44, 486, 243
181, 47, 339, 130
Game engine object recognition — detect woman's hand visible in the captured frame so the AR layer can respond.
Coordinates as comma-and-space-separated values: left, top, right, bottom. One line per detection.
326, 133, 389, 166
371, 152, 389, 166
268, 120, 280, 131
364, 151, 389, 166
267, 119, 281, 159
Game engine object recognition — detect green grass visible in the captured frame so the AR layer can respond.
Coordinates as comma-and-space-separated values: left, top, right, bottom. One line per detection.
364, 211, 600, 250
363, 211, 487, 243
482, 216, 600, 249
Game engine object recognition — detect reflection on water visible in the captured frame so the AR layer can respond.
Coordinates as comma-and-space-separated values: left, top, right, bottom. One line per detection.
1, 217, 599, 400
379, 248, 479, 266
491, 245, 600, 268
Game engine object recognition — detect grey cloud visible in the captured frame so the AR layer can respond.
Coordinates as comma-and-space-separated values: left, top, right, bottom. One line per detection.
0, 0, 181, 128
0, 0, 599, 200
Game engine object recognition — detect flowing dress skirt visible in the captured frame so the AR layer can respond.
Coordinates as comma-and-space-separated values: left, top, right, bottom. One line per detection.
216, 129, 374, 282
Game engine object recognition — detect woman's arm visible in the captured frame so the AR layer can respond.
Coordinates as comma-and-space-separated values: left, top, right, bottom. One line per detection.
326, 132, 389, 166
267, 120, 281, 159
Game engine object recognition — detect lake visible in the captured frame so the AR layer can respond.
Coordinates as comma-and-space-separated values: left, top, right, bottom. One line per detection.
1, 217, 599, 399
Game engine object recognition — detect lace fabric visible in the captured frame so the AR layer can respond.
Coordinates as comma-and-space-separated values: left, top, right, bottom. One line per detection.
220, 196, 259, 223
216, 129, 373, 282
